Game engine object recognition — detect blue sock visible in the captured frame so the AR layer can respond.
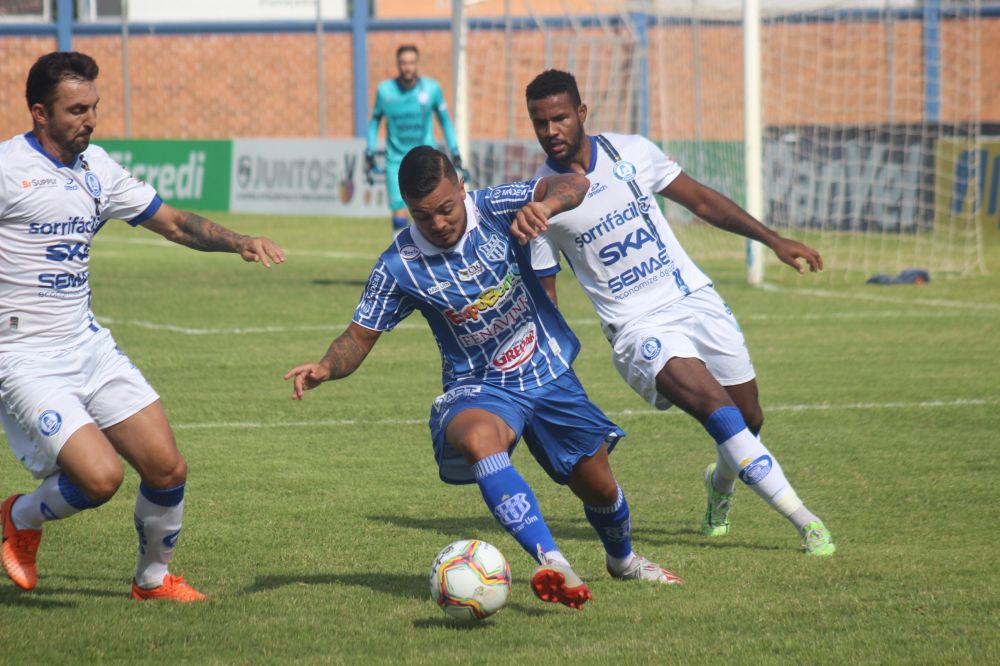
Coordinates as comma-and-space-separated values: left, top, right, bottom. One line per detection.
473, 452, 558, 563
584, 485, 633, 559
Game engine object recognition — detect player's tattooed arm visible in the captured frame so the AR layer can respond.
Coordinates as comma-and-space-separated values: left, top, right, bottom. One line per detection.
510, 174, 590, 244
662, 173, 823, 273
284, 324, 382, 399
141, 202, 286, 267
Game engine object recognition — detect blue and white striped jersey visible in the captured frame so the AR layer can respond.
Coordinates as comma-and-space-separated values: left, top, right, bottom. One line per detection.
353, 180, 579, 391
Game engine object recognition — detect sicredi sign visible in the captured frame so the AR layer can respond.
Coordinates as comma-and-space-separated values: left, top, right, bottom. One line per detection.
100, 140, 231, 211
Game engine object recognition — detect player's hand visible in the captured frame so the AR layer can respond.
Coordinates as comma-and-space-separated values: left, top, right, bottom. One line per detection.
237, 236, 285, 268
283, 363, 332, 400
510, 201, 552, 245
451, 153, 471, 184
770, 237, 823, 273
365, 151, 377, 186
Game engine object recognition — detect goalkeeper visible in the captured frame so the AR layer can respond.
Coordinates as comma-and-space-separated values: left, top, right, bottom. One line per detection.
366, 45, 463, 235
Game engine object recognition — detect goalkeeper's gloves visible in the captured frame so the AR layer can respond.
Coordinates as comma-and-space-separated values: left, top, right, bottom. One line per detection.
451, 152, 471, 183
364, 150, 377, 186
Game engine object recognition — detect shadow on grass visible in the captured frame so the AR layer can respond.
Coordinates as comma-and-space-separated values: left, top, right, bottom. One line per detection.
0, 574, 123, 607
245, 572, 427, 600
310, 278, 368, 288
366, 514, 783, 551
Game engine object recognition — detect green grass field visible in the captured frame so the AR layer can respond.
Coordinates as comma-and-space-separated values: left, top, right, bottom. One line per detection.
2, 215, 998, 664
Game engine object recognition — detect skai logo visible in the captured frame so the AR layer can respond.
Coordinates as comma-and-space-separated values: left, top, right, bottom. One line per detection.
597, 227, 658, 266
45, 242, 90, 262
587, 181, 607, 198
457, 261, 484, 281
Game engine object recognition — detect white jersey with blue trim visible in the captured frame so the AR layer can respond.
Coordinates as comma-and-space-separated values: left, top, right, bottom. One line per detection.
353, 181, 579, 391
530, 133, 712, 333
0, 133, 162, 352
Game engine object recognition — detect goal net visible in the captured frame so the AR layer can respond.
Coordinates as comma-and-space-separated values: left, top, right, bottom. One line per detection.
460, 0, 985, 283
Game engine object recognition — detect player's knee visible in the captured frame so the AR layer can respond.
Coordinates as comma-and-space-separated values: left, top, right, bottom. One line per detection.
79, 463, 124, 503
743, 407, 764, 436
457, 424, 506, 463
143, 454, 188, 489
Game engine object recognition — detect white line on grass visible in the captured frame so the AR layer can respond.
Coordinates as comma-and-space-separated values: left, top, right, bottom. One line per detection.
97, 308, 964, 336
763, 283, 1000, 312
171, 398, 996, 430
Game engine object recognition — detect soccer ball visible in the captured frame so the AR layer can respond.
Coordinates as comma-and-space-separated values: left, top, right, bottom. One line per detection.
429, 539, 511, 621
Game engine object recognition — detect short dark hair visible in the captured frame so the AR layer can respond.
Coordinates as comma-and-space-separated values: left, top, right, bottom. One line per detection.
399, 146, 457, 201
396, 44, 419, 59
525, 69, 581, 107
26, 51, 99, 111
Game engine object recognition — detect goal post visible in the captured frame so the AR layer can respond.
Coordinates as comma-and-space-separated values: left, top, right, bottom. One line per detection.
455, 0, 986, 284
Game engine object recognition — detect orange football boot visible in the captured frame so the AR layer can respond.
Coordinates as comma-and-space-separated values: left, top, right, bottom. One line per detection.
131, 574, 207, 602
1, 494, 41, 591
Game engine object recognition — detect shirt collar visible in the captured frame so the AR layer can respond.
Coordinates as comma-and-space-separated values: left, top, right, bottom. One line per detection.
407, 193, 480, 256
24, 131, 80, 169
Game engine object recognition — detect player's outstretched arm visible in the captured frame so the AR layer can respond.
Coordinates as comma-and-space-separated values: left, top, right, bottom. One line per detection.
283, 323, 382, 400
141, 202, 285, 268
510, 173, 590, 245
661, 173, 823, 273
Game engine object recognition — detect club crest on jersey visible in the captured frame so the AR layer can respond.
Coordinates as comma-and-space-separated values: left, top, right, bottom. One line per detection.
493, 493, 531, 526
612, 161, 638, 182
38, 410, 62, 437
641, 337, 662, 360
457, 261, 484, 281
399, 244, 421, 261
492, 322, 537, 371
479, 234, 507, 263
417, 90, 430, 105
84, 172, 102, 197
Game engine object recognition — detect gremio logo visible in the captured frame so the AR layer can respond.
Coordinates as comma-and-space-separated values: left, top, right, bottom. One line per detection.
107, 150, 206, 201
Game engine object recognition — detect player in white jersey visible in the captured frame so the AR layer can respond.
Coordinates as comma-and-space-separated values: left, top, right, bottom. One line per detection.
0, 52, 285, 601
286, 147, 682, 610
514, 70, 835, 556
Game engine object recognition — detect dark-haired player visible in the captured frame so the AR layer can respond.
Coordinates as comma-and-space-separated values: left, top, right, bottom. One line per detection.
286, 146, 683, 611
0, 51, 284, 601
366, 45, 462, 235
515, 69, 835, 556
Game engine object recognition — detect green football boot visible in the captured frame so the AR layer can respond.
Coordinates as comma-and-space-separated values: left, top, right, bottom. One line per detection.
702, 463, 734, 537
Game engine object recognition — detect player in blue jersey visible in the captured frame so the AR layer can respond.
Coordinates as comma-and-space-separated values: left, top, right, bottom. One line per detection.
285, 146, 683, 610
1, 52, 284, 602
366, 45, 462, 235
514, 70, 835, 556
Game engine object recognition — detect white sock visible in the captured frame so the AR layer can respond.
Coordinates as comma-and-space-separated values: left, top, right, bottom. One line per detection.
712, 455, 738, 495
133, 483, 185, 588
606, 551, 636, 574
10, 472, 99, 530
717, 430, 820, 531
541, 549, 571, 568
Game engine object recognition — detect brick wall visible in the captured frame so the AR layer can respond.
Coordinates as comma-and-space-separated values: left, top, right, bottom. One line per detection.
0, 16, 996, 143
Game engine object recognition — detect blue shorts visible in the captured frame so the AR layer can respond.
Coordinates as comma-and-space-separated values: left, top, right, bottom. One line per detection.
429, 369, 625, 485
384, 158, 404, 211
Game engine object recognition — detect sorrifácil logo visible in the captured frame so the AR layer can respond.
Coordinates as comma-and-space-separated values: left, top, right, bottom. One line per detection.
38, 410, 62, 437
641, 337, 661, 360
612, 161, 638, 182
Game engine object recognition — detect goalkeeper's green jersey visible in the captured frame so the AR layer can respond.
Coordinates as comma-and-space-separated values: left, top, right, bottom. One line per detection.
367, 77, 458, 163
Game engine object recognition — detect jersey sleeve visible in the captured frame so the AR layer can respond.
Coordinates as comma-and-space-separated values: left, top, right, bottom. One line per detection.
643, 137, 683, 194
431, 81, 459, 154
473, 180, 541, 232
529, 234, 561, 277
367, 87, 385, 152
352, 259, 415, 332
95, 149, 162, 226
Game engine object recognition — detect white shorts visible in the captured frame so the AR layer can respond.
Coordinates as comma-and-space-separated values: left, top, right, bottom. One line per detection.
610, 286, 755, 411
0, 328, 159, 479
